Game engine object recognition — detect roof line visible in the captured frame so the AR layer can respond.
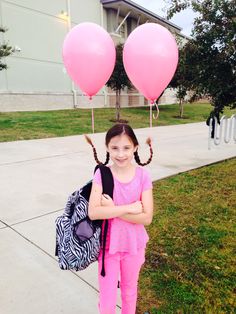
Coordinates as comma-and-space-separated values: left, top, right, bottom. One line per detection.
100, 0, 182, 31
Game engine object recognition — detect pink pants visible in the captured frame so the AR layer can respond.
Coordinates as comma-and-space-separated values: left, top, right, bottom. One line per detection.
98, 248, 145, 314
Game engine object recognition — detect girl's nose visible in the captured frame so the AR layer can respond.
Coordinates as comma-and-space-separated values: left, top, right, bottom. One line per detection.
117, 149, 125, 157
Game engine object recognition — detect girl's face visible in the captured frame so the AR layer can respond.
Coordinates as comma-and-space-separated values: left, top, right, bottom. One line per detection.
107, 134, 137, 168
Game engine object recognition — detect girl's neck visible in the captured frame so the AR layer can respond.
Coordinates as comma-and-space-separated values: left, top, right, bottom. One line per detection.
110, 163, 136, 183
111, 164, 136, 181
111, 163, 135, 175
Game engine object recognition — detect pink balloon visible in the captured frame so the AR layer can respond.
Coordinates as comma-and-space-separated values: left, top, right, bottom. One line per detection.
63, 22, 116, 98
123, 23, 179, 102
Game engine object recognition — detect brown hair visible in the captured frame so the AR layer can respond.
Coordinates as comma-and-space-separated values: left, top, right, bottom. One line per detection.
85, 123, 153, 166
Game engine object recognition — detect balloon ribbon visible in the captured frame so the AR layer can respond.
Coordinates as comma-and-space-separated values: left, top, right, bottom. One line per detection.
91, 108, 94, 133
153, 102, 159, 120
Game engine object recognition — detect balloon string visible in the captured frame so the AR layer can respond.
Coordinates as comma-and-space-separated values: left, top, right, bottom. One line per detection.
88, 96, 94, 133
153, 102, 159, 120
91, 108, 94, 133
149, 102, 152, 128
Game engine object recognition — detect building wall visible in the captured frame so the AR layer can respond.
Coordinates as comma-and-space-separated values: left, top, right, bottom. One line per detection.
1, 0, 66, 93
0, 0, 180, 112
0, 0, 105, 111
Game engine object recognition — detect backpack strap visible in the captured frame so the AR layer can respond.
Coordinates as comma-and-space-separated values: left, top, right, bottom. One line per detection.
98, 165, 114, 198
100, 219, 108, 277
95, 165, 114, 277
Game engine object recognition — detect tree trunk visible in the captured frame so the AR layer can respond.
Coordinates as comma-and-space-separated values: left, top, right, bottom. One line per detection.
115, 90, 121, 121
179, 98, 184, 118
115, 90, 118, 121
118, 90, 121, 121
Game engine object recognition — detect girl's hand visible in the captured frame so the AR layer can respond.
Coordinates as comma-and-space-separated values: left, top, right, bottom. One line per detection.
101, 194, 114, 207
129, 201, 143, 214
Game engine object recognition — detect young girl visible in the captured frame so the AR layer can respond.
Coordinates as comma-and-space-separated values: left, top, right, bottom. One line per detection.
86, 123, 153, 314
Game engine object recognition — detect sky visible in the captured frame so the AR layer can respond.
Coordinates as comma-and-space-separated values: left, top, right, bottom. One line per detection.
132, 0, 196, 37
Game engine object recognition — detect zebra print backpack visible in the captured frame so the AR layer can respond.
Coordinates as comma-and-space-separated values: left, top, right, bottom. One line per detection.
55, 165, 114, 276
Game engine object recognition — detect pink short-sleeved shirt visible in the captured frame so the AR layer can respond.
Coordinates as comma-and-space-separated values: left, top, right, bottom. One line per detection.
93, 166, 153, 255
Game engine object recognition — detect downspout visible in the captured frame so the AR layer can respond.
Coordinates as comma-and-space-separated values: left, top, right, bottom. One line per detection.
100, 2, 104, 28
66, 0, 77, 108
101, 3, 107, 107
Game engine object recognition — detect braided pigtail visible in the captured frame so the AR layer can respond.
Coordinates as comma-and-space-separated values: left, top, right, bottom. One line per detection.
84, 135, 110, 165
104, 152, 110, 165
134, 137, 153, 166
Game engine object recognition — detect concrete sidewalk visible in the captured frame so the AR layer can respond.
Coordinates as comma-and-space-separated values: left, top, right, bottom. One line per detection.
0, 122, 235, 314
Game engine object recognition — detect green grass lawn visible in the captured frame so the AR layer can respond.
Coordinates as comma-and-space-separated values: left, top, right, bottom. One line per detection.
0, 102, 235, 142
138, 158, 236, 314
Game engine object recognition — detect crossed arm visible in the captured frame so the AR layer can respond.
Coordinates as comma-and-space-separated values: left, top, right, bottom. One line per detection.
88, 182, 153, 226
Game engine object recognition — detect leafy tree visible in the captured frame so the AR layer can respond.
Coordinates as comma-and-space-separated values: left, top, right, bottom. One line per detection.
166, 0, 236, 119
168, 38, 195, 118
106, 43, 132, 122
0, 27, 13, 70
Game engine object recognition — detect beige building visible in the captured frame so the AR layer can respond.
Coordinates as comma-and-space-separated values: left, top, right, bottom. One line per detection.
0, 0, 188, 111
